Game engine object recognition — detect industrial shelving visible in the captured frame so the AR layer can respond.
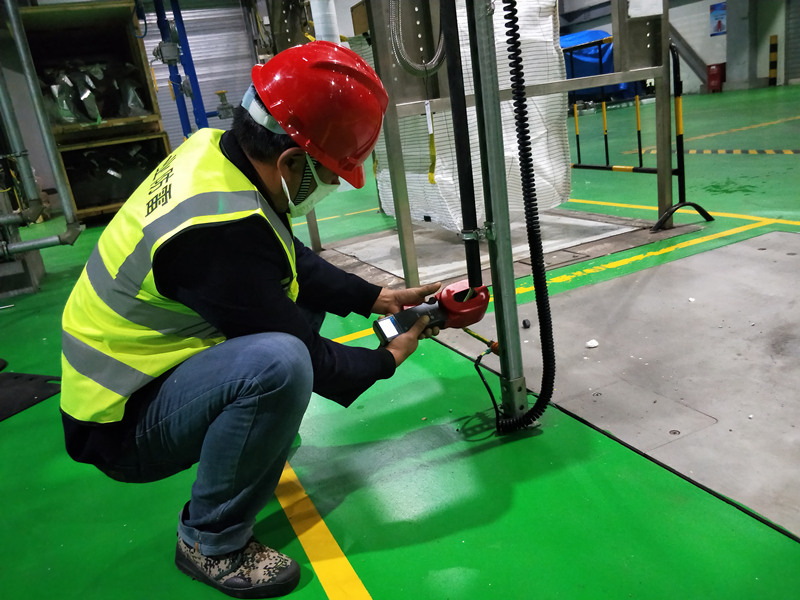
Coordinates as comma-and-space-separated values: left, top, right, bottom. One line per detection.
20, 0, 169, 218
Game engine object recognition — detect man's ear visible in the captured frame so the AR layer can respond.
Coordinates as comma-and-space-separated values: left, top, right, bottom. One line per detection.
276, 148, 306, 178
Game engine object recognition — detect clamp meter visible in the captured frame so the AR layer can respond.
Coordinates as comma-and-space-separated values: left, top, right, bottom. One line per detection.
372, 280, 491, 346
373, 299, 447, 346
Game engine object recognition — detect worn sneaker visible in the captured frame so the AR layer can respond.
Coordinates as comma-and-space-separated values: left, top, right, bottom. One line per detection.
175, 536, 300, 599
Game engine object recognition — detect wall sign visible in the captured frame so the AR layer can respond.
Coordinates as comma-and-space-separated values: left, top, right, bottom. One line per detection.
710, 2, 727, 37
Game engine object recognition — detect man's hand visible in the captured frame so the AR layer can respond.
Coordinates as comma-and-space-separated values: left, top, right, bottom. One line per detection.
385, 315, 431, 367
373, 282, 442, 342
372, 282, 442, 315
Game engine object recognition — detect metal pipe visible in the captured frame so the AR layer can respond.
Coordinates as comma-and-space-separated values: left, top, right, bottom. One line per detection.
304, 0, 345, 254
0, 213, 25, 226
439, 0, 482, 289
0, 61, 42, 224
670, 43, 686, 204
3, 0, 82, 252
394, 66, 664, 117
4, 235, 62, 256
4, 0, 77, 226
654, 0, 673, 227
303, 210, 322, 254
598, 36, 607, 105
635, 94, 643, 167
568, 49, 575, 107
169, 0, 209, 129
650, 42, 713, 233
365, 0, 419, 287
309, 0, 340, 44
467, 0, 527, 418
602, 100, 609, 165
573, 102, 582, 163
153, 0, 193, 139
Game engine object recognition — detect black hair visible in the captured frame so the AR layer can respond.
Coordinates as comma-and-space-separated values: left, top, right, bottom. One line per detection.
231, 93, 298, 163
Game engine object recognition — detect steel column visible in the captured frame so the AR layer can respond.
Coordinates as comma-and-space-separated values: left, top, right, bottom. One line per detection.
654, 0, 673, 227
169, 0, 209, 130
365, 1, 420, 287
153, 0, 193, 139
467, 0, 527, 417
0, 65, 41, 222
3, 0, 81, 243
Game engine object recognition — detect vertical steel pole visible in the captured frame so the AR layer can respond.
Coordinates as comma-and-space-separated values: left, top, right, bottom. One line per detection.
635, 95, 643, 167
0, 66, 40, 209
378, 102, 420, 288
654, 0, 673, 227
670, 44, 686, 205
304, 0, 346, 253
602, 100, 610, 165
365, 0, 420, 287
303, 210, 323, 253
573, 103, 582, 164
169, 0, 209, 129
153, 0, 193, 139
4, 0, 79, 229
440, 0, 482, 289
467, 0, 527, 417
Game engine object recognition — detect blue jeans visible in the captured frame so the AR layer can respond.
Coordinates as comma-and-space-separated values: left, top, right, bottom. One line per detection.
105, 331, 314, 555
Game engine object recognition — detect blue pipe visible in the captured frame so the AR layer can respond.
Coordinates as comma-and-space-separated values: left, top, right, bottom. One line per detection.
153, 0, 193, 139
169, 0, 209, 129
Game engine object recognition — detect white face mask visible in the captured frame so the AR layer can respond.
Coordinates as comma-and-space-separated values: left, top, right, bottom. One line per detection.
281, 154, 339, 218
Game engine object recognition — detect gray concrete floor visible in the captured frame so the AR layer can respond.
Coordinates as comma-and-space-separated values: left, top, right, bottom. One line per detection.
453, 229, 800, 537
332, 210, 636, 284
325, 213, 800, 537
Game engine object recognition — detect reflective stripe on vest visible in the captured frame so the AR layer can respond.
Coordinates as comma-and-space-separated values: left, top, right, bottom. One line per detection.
61, 129, 298, 424
62, 330, 152, 397
83, 190, 293, 334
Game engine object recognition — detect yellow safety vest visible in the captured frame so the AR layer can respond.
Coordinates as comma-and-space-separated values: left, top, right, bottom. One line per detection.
61, 128, 298, 424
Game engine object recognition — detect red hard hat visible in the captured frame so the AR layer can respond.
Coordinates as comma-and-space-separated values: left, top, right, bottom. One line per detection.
251, 40, 388, 189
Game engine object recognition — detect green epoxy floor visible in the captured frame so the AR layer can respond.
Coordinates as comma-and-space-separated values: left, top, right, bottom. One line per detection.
2, 86, 799, 599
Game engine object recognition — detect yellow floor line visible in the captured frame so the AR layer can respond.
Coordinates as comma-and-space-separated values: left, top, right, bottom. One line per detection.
570, 198, 656, 212
276, 462, 372, 599
270, 326, 380, 597
625, 114, 800, 153
293, 207, 381, 226
346, 207, 382, 216
569, 198, 800, 227
683, 115, 800, 143
530, 220, 771, 288
335, 328, 375, 343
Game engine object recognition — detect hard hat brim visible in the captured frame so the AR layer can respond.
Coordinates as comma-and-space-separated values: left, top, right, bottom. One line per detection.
341, 164, 365, 189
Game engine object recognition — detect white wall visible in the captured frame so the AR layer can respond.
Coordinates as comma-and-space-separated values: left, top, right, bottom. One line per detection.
670, 0, 727, 93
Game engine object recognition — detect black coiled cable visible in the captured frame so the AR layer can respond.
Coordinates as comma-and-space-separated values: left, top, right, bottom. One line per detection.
496, 0, 557, 433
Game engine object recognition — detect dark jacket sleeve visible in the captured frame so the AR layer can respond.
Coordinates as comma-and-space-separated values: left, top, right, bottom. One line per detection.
152, 215, 395, 406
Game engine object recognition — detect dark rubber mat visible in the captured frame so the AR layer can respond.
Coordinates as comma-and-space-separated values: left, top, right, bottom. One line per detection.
0, 371, 61, 422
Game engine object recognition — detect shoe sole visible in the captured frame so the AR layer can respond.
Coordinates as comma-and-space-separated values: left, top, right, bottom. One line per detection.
175, 545, 300, 599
